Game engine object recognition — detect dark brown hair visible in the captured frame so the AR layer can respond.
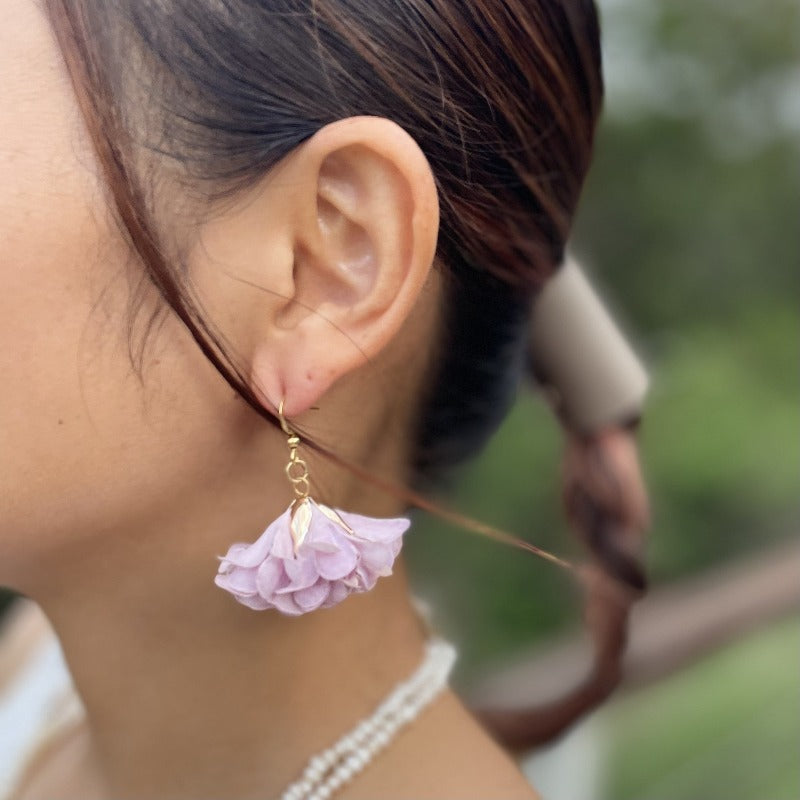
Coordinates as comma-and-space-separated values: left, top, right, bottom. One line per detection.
44, 0, 646, 750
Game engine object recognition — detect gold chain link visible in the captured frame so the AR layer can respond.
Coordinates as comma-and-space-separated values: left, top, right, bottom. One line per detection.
278, 400, 310, 501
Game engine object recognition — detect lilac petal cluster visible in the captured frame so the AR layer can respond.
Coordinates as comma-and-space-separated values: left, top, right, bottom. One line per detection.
214, 499, 410, 615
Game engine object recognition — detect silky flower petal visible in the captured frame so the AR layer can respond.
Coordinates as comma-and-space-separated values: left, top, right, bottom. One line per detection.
216, 558, 234, 575
270, 591, 304, 616
255, 558, 284, 597
279, 554, 319, 591
235, 593, 273, 611
270, 522, 296, 559
213, 573, 236, 593
327, 581, 350, 606
355, 564, 379, 591
357, 541, 395, 575
222, 516, 284, 568
336, 510, 410, 542
302, 515, 341, 553
223, 566, 259, 596
315, 540, 358, 580
218, 543, 248, 567
293, 580, 331, 611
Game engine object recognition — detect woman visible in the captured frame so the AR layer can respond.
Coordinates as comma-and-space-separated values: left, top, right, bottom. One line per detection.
0, 0, 648, 797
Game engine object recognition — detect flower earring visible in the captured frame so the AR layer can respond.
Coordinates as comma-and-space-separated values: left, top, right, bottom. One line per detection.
214, 401, 411, 615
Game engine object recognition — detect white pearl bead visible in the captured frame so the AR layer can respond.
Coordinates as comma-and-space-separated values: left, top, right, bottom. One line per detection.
305, 765, 323, 782
327, 775, 343, 790
344, 753, 360, 772
351, 721, 367, 739
308, 755, 326, 772
374, 729, 390, 748
361, 717, 375, 735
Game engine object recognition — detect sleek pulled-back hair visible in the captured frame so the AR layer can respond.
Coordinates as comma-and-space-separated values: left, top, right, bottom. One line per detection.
44, 0, 640, 748
46, 0, 601, 480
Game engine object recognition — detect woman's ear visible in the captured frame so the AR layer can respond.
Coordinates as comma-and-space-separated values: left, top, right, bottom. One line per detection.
247, 116, 440, 417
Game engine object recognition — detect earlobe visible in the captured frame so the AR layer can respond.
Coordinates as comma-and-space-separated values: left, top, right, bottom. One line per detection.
253, 116, 439, 418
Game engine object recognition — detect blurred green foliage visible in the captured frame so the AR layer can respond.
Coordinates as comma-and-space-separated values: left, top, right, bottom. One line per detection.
405, 0, 799, 683
604, 616, 800, 800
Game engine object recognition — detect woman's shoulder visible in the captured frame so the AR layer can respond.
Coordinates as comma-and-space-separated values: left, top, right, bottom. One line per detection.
0, 599, 88, 800
0, 599, 53, 691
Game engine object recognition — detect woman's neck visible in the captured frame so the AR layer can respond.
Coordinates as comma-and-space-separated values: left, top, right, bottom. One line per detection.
29, 417, 430, 800
39, 547, 429, 799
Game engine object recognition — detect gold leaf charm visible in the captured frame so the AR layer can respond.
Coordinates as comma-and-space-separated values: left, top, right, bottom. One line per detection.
317, 502, 356, 536
290, 498, 313, 553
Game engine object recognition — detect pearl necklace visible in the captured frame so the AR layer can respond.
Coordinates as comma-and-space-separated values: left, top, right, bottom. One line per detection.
280, 636, 458, 800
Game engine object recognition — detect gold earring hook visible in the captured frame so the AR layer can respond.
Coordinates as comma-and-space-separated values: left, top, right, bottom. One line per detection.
278, 399, 310, 501
277, 399, 293, 437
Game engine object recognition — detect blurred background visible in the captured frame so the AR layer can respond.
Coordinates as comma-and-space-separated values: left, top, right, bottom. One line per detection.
404, 1, 799, 798
1, 1, 797, 798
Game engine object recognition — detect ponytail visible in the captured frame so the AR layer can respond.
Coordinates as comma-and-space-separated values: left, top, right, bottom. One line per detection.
473, 257, 651, 751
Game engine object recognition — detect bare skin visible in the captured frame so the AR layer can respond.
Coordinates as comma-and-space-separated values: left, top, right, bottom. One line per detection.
1, 1, 539, 798
3, 594, 540, 800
